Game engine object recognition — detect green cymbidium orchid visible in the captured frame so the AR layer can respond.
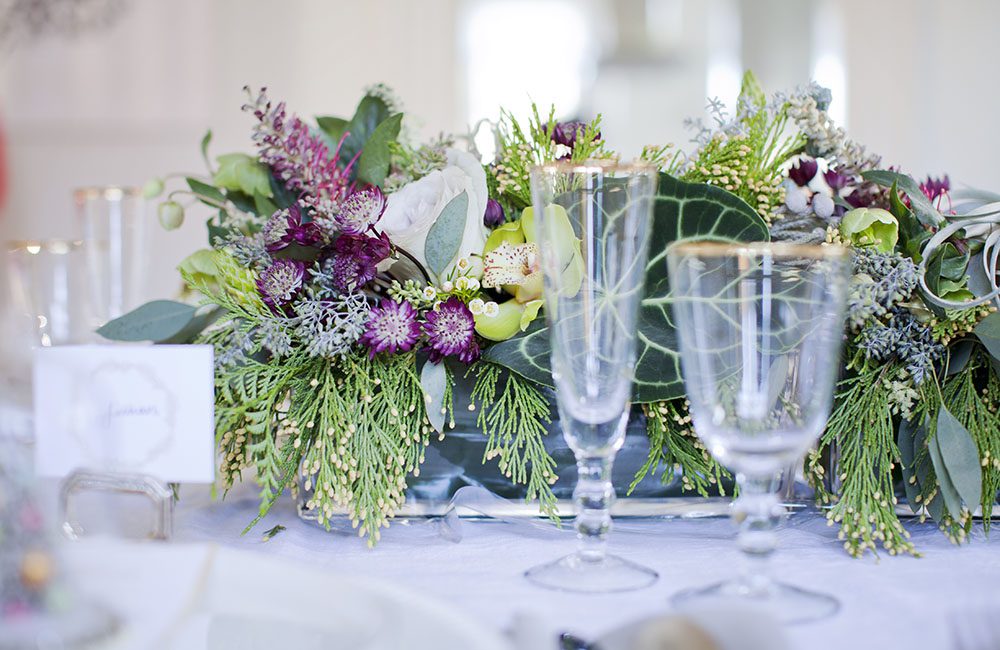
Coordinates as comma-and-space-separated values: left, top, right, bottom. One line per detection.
475, 205, 583, 341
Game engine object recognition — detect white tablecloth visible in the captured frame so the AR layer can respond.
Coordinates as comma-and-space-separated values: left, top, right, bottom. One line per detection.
140, 486, 1000, 650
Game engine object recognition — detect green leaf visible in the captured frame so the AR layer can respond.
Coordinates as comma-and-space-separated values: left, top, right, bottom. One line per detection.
316, 116, 349, 144
927, 426, 963, 518
337, 95, 391, 172
254, 192, 278, 218
213, 153, 273, 198
159, 306, 225, 344
96, 300, 198, 342
934, 406, 983, 511
889, 181, 930, 261
862, 170, 943, 228
424, 191, 469, 277
898, 417, 923, 514
974, 312, 1000, 362
186, 177, 225, 205
356, 113, 402, 187
946, 340, 975, 376
200, 129, 213, 170
420, 359, 448, 434
268, 173, 297, 209
483, 174, 770, 402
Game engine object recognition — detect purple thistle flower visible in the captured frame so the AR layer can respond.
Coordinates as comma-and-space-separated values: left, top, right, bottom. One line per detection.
323, 233, 393, 293
484, 199, 506, 228
257, 259, 305, 309
920, 175, 950, 202
262, 203, 322, 253
823, 168, 850, 192
788, 158, 818, 187
423, 297, 480, 365
334, 186, 387, 235
359, 299, 422, 358
242, 87, 355, 205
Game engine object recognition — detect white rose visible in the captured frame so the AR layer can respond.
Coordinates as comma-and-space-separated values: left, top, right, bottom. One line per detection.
381, 148, 489, 282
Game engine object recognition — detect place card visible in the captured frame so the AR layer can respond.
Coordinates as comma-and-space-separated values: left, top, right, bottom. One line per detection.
33, 345, 215, 483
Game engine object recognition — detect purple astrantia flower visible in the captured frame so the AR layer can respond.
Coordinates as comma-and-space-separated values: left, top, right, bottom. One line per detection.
324, 233, 393, 293
920, 175, 950, 202
257, 259, 305, 309
334, 186, 387, 235
788, 158, 818, 187
550, 121, 590, 149
242, 87, 354, 203
484, 199, 506, 227
359, 299, 422, 358
423, 297, 480, 365
823, 168, 850, 192
262, 203, 322, 253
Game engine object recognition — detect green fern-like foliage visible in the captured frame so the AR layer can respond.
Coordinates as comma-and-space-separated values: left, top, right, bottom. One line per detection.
630, 399, 730, 497
470, 362, 559, 518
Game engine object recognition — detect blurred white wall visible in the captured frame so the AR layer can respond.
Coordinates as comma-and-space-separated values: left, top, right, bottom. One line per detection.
1, 0, 999, 302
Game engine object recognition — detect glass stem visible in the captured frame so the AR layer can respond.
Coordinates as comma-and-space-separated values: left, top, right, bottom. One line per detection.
574, 456, 614, 563
734, 472, 782, 595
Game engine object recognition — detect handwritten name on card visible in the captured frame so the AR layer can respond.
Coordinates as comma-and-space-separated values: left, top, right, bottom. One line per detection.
33, 345, 215, 483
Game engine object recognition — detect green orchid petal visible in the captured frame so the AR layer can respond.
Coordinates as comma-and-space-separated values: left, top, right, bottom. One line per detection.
483, 220, 525, 256
840, 207, 899, 254
518, 299, 544, 331
521, 206, 537, 243
474, 299, 526, 341
541, 204, 585, 297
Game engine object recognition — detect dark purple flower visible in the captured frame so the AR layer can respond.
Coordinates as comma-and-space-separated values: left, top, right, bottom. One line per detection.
423, 297, 480, 365
546, 121, 594, 150
257, 259, 305, 308
359, 299, 422, 358
323, 233, 393, 293
262, 203, 321, 253
823, 168, 850, 192
484, 199, 506, 227
334, 186, 387, 235
920, 175, 950, 202
845, 188, 874, 209
788, 158, 818, 187
242, 87, 354, 203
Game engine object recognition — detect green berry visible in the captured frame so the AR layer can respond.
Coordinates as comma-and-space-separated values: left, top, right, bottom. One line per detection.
158, 201, 184, 230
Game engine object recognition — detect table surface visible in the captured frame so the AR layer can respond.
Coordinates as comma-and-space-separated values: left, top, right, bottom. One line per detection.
131, 485, 1000, 650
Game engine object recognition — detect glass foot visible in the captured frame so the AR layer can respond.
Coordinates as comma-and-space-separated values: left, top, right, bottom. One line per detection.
671, 579, 839, 624
525, 553, 658, 593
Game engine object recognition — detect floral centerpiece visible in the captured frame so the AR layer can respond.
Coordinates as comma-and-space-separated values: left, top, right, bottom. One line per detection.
103, 74, 1000, 556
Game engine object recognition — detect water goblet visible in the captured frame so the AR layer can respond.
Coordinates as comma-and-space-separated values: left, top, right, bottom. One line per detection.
666, 241, 850, 623
524, 161, 658, 593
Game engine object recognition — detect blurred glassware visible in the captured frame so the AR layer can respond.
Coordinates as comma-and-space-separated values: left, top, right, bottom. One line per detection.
5, 239, 94, 348
73, 185, 146, 327
666, 241, 850, 624
524, 160, 657, 593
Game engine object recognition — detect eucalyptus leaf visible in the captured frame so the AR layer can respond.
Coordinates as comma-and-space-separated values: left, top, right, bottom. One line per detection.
424, 191, 469, 277
946, 340, 975, 376
160, 306, 225, 344
862, 170, 943, 227
927, 429, 963, 518
96, 300, 198, 343
934, 406, 982, 510
974, 312, 1000, 362
357, 113, 402, 187
898, 417, 922, 514
483, 174, 770, 403
420, 359, 448, 434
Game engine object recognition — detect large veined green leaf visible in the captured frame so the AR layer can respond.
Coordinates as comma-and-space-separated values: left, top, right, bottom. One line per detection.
483, 174, 770, 403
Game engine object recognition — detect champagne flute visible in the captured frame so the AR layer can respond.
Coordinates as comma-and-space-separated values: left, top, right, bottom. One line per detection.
525, 161, 657, 593
666, 241, 849, 622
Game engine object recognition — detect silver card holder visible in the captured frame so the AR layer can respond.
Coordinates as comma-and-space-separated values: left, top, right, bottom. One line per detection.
59, 469, 174, 540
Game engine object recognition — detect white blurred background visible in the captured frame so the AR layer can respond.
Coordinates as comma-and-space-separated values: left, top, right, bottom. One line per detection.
0, 0, 997, 300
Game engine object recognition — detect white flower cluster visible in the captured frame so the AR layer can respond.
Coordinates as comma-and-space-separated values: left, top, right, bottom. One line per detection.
786, 93, 880, 176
